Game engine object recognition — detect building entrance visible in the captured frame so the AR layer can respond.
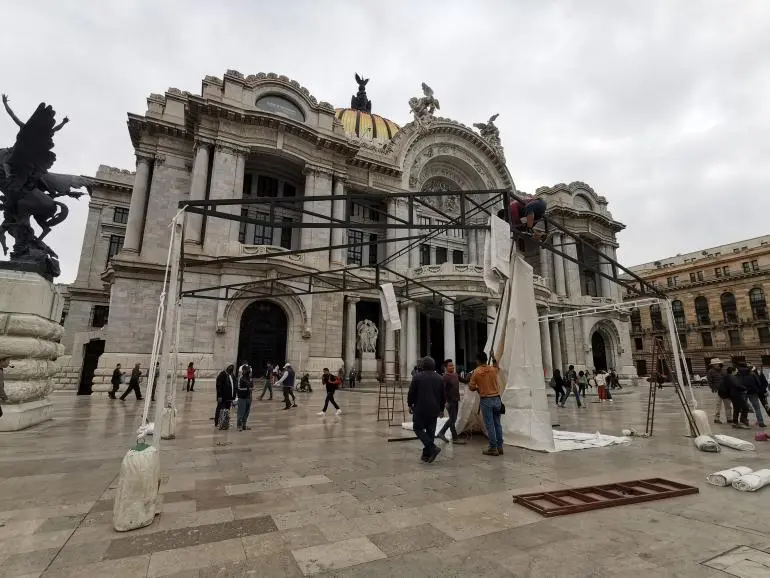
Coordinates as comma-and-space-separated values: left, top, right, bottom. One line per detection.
591, 331, 608, 372
237, 301, 288, 375
78, 339, 105, 395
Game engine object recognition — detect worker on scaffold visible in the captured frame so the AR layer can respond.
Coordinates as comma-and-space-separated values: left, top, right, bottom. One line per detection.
498, 193, 547, 240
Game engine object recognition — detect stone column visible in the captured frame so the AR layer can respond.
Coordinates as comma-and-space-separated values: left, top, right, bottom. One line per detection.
123, 155, 153, 253
345, 297, 359, 374
599, 244, 613, 299
185, 141, 211, 245
564, 237, 581, 298
540, 318, 553, 379
552, 233, 566, 296
610, 246, 623, 302
406, 302, 418, 372
550, 320, 563, 375
384, 322, 396, 381
539, 246, 552, 289
203, 145, 245, 252
300, 166, 333, 268
458, 317, 467, 369
443, 300, 456, 363
398, 305, 408, 379
331, 175, 347, 266
468, 226, 478, 265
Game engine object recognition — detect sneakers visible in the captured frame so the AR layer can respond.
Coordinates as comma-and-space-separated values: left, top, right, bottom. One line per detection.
292, 403, 298, 408
733, 423, 749, 429
758, 424, 767, 428
497, 447, 504, 455
482, 448, 500, 456
427, 446, 442, 463
335, 409, 343, 416
317, 411, 325, 416
437, 434, 450, 443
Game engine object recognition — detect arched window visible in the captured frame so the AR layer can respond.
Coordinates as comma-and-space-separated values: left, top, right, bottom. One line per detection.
671, 300, 686, 331
749, 288, 767, 320
650, 304, 664, 331
695, 296, 710, 325
721, 292, 738, 324
630, 308, 642, 333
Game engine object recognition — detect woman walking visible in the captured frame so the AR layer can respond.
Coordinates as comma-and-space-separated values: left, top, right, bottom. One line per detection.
577, 371, 588, 400
236, 365, 253, 431
318, 368, 342, 416
186, 362, 196, 392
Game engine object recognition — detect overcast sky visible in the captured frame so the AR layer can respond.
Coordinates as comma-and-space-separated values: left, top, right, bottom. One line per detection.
2, 0, 768, 282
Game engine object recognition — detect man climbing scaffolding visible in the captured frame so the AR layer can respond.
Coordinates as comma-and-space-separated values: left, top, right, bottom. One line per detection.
498, 193, 547, 240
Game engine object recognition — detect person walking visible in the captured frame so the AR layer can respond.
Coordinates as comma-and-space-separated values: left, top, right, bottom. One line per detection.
236, 364, 253, 431
318, 368, 342, 416
743, 365, 767, 428
276, 362, 297, 410
577, 371, 588, 400
260, 363, 274, 400
726, 366, 750, 429
151, 362, 160, 402
436, 359, 465, 444
564, 365, 578, 403
550, 369, 567, 407
608, 369, 622, 390
186, 362, 196, 392
708, 359, 730, 424
759, 367, 770, 415
120, 363, 143, 401
215, 364, 236, 428
109, 364, 123, 399
407, 356, 445, 463
348, 368, 357, 389
469, 351, 504, 456
594, 370, 609, 405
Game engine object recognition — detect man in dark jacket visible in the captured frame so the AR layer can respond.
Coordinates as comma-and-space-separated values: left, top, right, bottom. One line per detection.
408, 356, 446, 463
728, 366, 750, 428
120, 363, 143, 401
708, 359, 727, 423
276, 362, 297, 410
436, 359, 465, 444
109, 364, 123, 399
215, 364, 236, 428
236, 365, 253, 431
745, 366, 767, 428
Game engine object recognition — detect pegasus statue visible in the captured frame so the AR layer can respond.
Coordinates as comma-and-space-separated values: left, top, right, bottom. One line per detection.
409, 83, 440, 126
0, 94, 90, 280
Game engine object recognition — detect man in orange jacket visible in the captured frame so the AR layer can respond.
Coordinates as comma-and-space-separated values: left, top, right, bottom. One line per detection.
469, 351, 504, 456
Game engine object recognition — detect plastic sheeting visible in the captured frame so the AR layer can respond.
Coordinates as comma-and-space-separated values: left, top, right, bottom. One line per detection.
379, 283, 401, 330
482, 215, 511, 294
548, 431, 630, 452
706, 466, 753, 487
113, 444, 161, 532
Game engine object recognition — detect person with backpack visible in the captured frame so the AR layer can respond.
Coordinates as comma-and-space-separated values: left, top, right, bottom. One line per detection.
236, 364, 253, 431
318, 368, 342, 417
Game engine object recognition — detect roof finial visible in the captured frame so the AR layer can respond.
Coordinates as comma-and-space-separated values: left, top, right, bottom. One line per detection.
351, 73, 372, 113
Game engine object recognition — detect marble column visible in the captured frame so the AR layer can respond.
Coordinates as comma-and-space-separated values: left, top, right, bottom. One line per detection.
203, 145, 245, 252
610, 246, 623, 302
539, 246, 552, 289
552, 233, 566, 296
345, 297, 359, 374
300, 167, 332, 267
387, 198, 409, 270
384, 321, 396, 381
540, 318, 553, 379
398, 305, 408, 379
550, 320, 563, 375
123, 155, 153, 253
468, 225, 478, 265
443, 300, 456, 363
458, 317, 467, 369
406, 302, 418, 372
185, 141, 211, 245
564, 237, 581, 298
600, 244, 613, 299
331, 176, 347, 266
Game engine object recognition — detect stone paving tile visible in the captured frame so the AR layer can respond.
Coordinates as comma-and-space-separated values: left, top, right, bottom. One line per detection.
226, 474, 331, 495
241, 524, 327, 558
0, 518, 44, 540
291, 536, 387, 575
198, 550, 304, 577
105, 515, 277, 560
147, 537, 246, 577
0, 528, 74, 556
35, 514, 85, 534
0, 547, 59, 576
43, 553, 151, 578
368, 523, 452, 557
44, 539, 111, 572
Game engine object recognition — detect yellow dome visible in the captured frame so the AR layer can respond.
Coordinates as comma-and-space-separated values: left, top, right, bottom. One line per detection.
335, 108, 399, 144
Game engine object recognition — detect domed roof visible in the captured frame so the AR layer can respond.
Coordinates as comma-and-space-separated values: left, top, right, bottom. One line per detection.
335, 108, 400, 144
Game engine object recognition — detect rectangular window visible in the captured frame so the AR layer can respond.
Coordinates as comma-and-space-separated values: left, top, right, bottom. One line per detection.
679, 333, 688, 349
352, 203, 366, 218
238, 208, 248, 243
723, 265, 730, 276
436, 247, 448, 264
91, 305, 109, 328
280, 218, 292, 250
685, 358, 693, 375
347, 230, 363, 265
242, 173, 253, 197
759, 327, 770, 345
419, 244, 431, 266
697, 271, 704, 281
752, 259, 760, 271
714, 267, 722, 278
743, 262, 751, 273
283, 183, 296, 197
113, 207, 129, 224
452, 250, 463, 264
257, 175, 278, 198
701, 331, 713, 347
667, 276, 678, 287
418, 216, 431, 230
106, 235, 124, 265
636, 359, 648, 376
689, 272, 697, 283
435, 219, 447, 235
368, 234, 378, 265
369, 207, 381, 221
728, 329, 741, 346
634, 337, 643, 350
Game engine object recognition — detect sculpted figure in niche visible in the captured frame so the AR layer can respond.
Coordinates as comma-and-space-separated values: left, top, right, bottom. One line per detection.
356, 319, 379, 354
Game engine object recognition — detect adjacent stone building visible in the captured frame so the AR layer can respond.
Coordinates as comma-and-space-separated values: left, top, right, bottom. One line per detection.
60, 70, 636, 393
625, 234, 770, 377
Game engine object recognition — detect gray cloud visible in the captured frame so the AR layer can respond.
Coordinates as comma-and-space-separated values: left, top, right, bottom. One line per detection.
1, 0, 767, 281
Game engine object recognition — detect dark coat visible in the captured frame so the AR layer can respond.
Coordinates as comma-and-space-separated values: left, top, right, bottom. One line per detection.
759, 372, 769, 397
216, 370, 236, 401
111, 368, 122, 386
442, 372, 460, 403
738, 367, 759, 395
129, 368, 141, 387
407, 361, 446, 419
236, 375, 253, 400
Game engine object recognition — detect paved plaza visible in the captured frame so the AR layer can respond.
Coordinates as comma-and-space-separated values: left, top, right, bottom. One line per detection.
1, 386, 769, 577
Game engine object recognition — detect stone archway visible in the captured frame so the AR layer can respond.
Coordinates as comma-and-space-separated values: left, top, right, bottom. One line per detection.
591, 332, 608, 371
237, 301, 288, 372
587, 320, 620, 372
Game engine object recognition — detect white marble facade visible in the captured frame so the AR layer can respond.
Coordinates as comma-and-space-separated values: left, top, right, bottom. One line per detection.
60, 70, 635, 394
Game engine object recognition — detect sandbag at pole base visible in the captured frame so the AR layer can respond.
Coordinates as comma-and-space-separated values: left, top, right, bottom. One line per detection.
160, 407, 177, 440
113, 443, 161, 532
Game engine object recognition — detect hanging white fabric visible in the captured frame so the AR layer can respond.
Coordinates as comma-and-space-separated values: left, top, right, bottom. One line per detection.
482, 215, 511, 294
379, 282, 401, 330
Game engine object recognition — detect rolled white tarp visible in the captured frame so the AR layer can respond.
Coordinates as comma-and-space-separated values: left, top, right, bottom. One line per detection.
714, 434, 755, 452
378, 283, 401, 331
732, 469, 770, 492
694, 435, 720, 452
706, 466, 753, 486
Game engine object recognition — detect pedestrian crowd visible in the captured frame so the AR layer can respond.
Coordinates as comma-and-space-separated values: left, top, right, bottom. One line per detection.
549, 366, 620, 408
708, 358, 768, 429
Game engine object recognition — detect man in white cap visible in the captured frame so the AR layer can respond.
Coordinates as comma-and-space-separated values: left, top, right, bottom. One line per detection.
276, 362, 297, 410
708, 358, 730, 424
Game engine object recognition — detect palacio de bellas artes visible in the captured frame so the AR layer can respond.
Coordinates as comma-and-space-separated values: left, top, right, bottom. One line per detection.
58, 71, 635, 394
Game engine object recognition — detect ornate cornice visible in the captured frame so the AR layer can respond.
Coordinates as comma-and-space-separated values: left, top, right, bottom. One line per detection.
214, 142, 249, 156
303, 164, 334, 178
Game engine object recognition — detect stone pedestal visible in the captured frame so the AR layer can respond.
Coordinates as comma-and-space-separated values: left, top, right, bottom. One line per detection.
360, 352, 378, 380
0, 270, 65, 431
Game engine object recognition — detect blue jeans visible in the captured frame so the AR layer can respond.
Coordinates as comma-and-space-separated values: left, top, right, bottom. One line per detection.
237, 398, 251, 428
748, 394, 766, 426
480, 396, 503, 449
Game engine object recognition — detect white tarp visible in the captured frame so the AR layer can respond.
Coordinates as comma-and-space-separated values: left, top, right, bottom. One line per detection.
379, 283, 401, 330
482, 215, 511, 294
549, 431, 630, 452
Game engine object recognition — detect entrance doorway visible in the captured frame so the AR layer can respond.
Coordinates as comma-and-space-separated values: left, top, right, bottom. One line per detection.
591, 332, 608, 371
78, 339, 105, 395
237, 301, 288, 375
